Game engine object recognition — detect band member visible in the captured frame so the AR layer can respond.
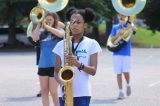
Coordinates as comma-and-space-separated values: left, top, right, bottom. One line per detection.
32, 12, 65, 106
27, 36, 41, 97
53, 8, 102, 106
110, 13, 137, 99
28, 21, 65, 98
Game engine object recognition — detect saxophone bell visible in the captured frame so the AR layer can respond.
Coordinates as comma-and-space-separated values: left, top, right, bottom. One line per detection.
59, 66, 74, 82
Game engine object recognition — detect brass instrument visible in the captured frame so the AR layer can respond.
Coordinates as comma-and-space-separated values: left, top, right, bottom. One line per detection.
112, 0, 146, 16
107, 23, 134, 49
112, 16, 136, 45
29, 6, 46, 24
107, 0, 146, 52
38, 0, 69, 13
27, 0, 69, 37
58, 22, 74, 106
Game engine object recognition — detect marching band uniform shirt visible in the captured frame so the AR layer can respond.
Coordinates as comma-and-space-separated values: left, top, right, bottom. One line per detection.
110, 24, 131, 56
52, 36, 102, 97
38, 28, 65, 68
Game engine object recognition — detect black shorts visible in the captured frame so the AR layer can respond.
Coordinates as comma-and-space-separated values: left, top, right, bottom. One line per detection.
38, 67, 55, 77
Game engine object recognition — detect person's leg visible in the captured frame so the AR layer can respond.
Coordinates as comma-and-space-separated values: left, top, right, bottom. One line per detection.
123, 72, 131, 96
122, 56, 131, 96
74, 96, 91, 106
59, 97, 65, 106
123, 72, 130, 85
117, 74, 123, 90
113, 56, 124, 99
117, 74, 124, 99
39, 76, 50, 106
49, 77, 59, 106
36, 46, 41, 97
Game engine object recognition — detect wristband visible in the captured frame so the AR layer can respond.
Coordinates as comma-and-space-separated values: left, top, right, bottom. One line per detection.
78, 63, 85, 71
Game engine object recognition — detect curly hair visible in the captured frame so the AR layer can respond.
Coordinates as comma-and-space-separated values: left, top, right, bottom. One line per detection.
66, 7, 95, 23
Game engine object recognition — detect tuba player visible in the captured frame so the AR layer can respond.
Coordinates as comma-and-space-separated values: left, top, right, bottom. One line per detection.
109, 13, 137, 99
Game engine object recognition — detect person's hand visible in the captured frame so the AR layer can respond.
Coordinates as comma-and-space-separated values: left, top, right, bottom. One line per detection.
117, 29, 124, 37
66, 54, 80, 67
42, 21, 47, 28
131, 25, 137, 32
127, 23, 137, 32
41, 21, 49, 31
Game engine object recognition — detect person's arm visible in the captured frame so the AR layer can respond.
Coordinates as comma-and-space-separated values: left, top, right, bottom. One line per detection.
32, 24, 41, 41
82, 53, 98, 76
129, 23, 137, 32
58, 21, 65, 29
54, 54, 63, 84
27, 36, 37, 46
68, 53, 98, 76
43, 21, 64, 38
111, 29, 124, 44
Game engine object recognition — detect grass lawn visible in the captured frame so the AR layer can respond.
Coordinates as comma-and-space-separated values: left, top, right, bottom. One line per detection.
132, 27, 160, 47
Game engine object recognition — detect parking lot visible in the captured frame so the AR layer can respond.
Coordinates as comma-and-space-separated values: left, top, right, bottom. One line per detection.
0, 48, 160, 106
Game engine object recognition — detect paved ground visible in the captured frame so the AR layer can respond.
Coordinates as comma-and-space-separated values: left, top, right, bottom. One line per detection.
0, 48, 160, 106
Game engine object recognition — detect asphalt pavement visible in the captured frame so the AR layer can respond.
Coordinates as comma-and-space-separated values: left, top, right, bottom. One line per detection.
0, 48, 160, 106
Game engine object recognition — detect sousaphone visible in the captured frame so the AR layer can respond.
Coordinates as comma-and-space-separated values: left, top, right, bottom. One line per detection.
112, 0, 146, 16
107, 0, 146, 52
27, 0, 69, 38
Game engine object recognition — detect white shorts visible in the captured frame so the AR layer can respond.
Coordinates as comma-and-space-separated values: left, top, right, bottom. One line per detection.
112, 55, 131, 74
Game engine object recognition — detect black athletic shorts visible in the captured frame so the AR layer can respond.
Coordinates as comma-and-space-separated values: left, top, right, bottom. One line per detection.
38, 67, 55, 77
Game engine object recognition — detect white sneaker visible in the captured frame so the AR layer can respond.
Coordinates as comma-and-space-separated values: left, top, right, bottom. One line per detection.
126, 86, 131, 96
117, 92, 124, 99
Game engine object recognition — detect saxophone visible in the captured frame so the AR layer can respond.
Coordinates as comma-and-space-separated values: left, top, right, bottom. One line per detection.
58, 22, 74, 106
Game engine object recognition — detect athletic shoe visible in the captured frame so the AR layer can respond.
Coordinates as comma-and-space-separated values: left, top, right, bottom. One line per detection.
126, 86, 131, 96
36, 92, 41, 97
117, 92, 124, 99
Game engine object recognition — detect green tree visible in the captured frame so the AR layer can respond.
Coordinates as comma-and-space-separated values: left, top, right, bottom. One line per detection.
141, 0, 160, 31
58, 0, 115, 45
0, 0, 115, 46
0, 0, 36, 45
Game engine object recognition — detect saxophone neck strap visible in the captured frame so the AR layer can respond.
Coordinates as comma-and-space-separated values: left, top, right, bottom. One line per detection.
71, 37, 83, 55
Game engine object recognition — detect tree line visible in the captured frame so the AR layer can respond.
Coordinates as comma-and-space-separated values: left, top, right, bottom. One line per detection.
0, 0, 159, 45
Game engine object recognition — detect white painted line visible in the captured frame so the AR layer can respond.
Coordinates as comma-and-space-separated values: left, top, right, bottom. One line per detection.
149, 81, 160, 87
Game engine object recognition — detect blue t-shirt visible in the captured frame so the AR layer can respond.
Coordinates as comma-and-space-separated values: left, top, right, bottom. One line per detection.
38, 28, 65, 68
110, 24, 131, 56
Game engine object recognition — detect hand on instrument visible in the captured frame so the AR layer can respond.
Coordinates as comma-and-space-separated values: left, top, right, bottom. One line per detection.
42, 21, 47, 28
35, 23, 41, 29
41, 21, 50, 31
66, 54, 80, 67
131, 25, 137, 32
117, 29, 125, 37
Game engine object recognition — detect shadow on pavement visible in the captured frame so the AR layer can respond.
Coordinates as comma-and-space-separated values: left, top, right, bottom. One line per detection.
91, 98, 118, 104
4, 96, 40, 102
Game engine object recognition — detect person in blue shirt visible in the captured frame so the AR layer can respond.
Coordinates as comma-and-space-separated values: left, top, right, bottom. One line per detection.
110, 13, 137, 99
32, 12, 65, 106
